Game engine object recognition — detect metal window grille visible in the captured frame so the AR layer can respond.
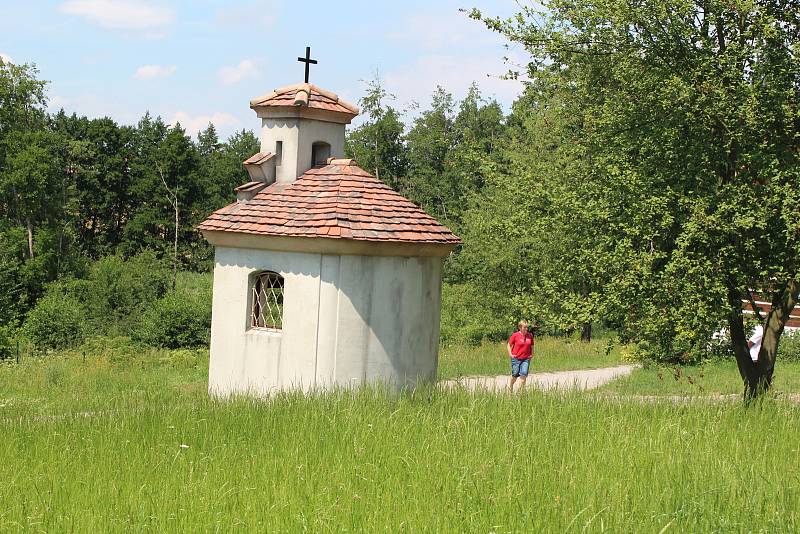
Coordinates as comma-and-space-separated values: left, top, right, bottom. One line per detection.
251, 272, 284, 330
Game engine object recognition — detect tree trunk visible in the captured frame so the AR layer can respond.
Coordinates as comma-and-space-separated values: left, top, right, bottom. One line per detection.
727, 280, 800, 400
757, 279, 800, 387
158, 164, 179, 291
25, 218, 34, 259
581, 322, 592, 342
172, 201, 178, 291
374, 128, 380, 181
580, 281, 591, 342
726, 292, 765, 399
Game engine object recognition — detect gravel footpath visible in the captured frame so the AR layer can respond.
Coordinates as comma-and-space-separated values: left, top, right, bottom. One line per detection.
441, 364, 638, 392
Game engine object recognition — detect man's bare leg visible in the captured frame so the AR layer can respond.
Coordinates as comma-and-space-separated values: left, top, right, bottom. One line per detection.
518, 376, 527, 391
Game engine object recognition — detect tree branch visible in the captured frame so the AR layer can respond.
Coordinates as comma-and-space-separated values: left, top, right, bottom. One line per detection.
746, 288, 764, 322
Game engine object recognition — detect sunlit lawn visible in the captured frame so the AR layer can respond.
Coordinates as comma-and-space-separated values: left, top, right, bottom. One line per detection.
600, 359, 800, 397
3, 338, 800, 531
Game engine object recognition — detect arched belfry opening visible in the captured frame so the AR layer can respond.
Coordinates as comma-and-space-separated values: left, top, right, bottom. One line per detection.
312, 142, 331, 167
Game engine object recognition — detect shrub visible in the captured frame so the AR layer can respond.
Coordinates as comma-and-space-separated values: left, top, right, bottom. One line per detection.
778, 331, 800, 362
132, 289, 211, 349
83, 252, 171, 334
0, 323, 16, 360
23, 286, 87, 351
440, 283, 511, 345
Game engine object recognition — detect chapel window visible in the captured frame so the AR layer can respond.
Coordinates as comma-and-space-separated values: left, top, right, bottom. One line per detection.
311, 141, 331, 167
251, 271, 284, 330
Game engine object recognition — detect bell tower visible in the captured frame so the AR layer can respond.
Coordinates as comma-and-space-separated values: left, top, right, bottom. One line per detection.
246, 48, 359, 185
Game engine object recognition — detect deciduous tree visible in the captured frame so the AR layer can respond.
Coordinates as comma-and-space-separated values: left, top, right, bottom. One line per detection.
473, 0, 800, 396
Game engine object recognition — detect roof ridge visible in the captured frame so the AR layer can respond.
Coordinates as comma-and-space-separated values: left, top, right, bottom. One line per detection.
333, 165, 344, 237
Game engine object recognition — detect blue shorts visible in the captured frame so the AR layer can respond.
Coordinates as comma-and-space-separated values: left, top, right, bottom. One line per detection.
511, 358, 530, 377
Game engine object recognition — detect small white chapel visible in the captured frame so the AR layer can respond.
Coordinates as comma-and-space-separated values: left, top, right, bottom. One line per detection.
198, 50, 460, 395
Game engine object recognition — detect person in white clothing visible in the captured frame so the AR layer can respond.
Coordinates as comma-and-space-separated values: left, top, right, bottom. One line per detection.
748, 324, 764, 363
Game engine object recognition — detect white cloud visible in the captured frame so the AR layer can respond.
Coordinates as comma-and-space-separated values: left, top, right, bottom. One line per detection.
59, 0, 174, 34
218, 59, 260, 86
49, 95, 71, 110
214, 1, 278, 29
134, 64, 176, 80
169, 111, 241, 137
44, 90, 142, 125
389, 12, 501, 50
383, 54, 525, 114
0, 52, 12, 64
376, 5, 529, 115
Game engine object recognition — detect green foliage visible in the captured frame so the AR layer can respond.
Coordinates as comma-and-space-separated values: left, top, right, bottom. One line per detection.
23, 284, 86, 350
132, 289, 211, 349
778, 332, 800, 363
175, 270, 212, 295
345, 82, 505, 239
471, 1, 800, 380
344, 75, 407, 191
440, 282, 511, 345
80, 252, 170, 334
0, 323, 16, 359
0, 59, 257, 324
0, 60, 47, 147
19, 253, 169, 349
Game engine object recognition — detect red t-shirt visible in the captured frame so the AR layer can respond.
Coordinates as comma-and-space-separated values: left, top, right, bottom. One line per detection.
508, 331, 534, 360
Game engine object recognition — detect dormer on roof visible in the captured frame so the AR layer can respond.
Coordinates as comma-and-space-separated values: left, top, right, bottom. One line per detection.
242, 151, 276, 184
249, 83, 359, 185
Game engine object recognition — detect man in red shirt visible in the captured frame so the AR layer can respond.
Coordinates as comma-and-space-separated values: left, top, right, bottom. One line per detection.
508, 320, 534, 392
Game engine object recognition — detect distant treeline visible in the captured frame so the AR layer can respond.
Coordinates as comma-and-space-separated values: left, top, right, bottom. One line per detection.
0, 62, 262, 327
0, 60, 508, 335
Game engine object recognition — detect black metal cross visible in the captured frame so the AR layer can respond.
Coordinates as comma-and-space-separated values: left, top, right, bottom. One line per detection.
297, 46, 317, 83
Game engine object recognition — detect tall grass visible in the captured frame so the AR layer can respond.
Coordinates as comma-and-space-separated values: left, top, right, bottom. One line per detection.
601, 359, 800, 396
3, 341, 800, 531
2, 386, 799, 531
0, 337, 207, 419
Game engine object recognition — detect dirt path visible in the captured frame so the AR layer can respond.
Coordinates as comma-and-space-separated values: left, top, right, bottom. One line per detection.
441, 364, 638, 392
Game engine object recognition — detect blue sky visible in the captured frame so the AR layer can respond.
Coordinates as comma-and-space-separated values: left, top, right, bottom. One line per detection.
1, 1, 528, 140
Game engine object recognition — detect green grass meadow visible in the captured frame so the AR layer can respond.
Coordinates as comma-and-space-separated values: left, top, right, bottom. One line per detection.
3, 340, 800, 531
601, 360, 800, 397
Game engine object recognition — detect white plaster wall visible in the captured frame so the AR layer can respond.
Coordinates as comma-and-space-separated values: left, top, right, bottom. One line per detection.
296, 119, 345, 175
331, 255, 442, 389
209, 246, 322, 395
260, 118, 345, 183
260, 119, 299, 184
208, 247, 443, 396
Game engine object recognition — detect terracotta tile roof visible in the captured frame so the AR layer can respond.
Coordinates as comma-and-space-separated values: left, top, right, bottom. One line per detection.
234, 181, 266, 193
243, 152, 274, 165
199, 159, 460, 246
250, 83, 359, 116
